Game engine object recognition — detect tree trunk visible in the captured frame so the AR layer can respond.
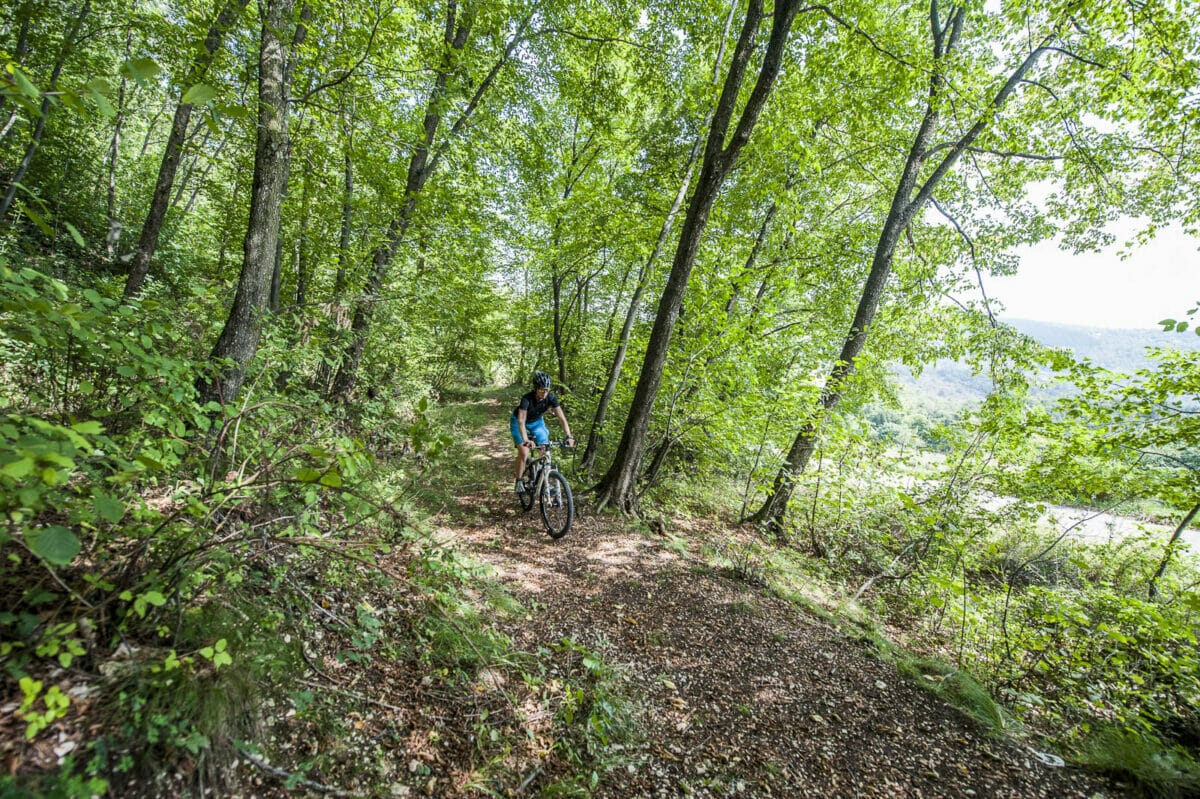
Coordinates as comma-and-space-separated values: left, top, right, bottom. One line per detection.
200, 0, 300, 403
0, 0, 91, 222
333, 147, 353, 295
315, 142, 354, 392
553, 267, 566, 384
1148, 501, 1200, 600
106, 27, 134, 261
122, 0, 250, 298
580, 0, 739, 477
0, 0, 35, 139
750, 4, 1053, 535
549, 131, 597, 389
183, 136, 228, 214
593, 0, 803, 514
269, 230, 284, 311
294, 154, 314, 307
171, 126, 211, 208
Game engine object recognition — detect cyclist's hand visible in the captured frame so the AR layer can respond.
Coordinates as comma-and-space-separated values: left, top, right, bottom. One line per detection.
566, 436, 576, 448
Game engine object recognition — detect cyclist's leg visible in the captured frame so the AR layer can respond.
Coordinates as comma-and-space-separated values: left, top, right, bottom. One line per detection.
511, 415, 528, 485
527, 418, 550, 446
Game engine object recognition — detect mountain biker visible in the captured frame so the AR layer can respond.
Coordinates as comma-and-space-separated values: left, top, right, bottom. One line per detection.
512, 371, 574, 494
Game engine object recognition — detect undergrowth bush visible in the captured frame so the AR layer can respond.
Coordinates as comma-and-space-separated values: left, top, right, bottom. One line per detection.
0, 264, 475, 795
774, 432, 1200, 795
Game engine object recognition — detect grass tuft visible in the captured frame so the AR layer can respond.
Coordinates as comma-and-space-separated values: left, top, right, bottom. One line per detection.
896, 657, 1009, 735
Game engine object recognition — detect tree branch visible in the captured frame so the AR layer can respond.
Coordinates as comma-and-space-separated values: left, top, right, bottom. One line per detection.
295, 6, 387, 104
928, 195, 997, 327
963, 146, 1061, 161
533, 25, 651, 51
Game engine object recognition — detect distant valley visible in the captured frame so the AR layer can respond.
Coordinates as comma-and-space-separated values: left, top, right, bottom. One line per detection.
896, 318, 1200, 410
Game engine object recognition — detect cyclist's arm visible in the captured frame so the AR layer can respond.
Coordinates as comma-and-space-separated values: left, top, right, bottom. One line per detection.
554, 405, 574, 443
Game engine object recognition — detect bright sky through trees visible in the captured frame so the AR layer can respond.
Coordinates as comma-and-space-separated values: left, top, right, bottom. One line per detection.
987, 225, 1200, 330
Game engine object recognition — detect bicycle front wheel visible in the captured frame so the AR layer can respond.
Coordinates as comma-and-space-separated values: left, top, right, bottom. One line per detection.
539, 470, 574, 539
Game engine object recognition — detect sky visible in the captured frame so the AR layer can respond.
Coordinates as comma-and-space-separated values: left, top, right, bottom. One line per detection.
983, 223, 1200, 330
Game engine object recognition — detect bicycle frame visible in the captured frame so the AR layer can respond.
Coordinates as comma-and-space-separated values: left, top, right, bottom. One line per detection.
526, 444, 555, 496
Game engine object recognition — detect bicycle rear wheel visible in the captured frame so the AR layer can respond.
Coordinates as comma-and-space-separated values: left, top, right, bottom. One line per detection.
539, 470, 574, 539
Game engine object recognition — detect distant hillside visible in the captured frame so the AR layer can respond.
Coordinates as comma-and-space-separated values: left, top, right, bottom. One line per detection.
895, 318, 1200, 411
1007, 318, 1200, 371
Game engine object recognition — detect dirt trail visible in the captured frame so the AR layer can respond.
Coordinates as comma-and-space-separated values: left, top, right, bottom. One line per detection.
439, 396, 1124, 798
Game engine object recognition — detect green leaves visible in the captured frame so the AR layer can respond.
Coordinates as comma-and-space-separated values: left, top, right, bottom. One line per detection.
7, 64, 39, 99
64, 222, 86, 247
27, 526, 81, 566
1159, 303, 1200, 336
120, 57, 161, 87
295, 465, 343, 487
198, 638, 233, 669
121, 589, 168, 618
93, 490, 125, 523
182, 83, 218, 106
1, 456, 34, 479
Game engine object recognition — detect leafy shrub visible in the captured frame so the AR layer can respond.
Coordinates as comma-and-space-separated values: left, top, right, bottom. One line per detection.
0, 263, 441, 793
1077, 727, 1200, 798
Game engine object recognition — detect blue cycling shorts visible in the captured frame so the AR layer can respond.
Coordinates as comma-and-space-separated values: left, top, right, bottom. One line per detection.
511, 415, 549, 447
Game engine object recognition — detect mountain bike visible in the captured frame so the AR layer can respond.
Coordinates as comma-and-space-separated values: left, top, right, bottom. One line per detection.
517, 441, 574, 539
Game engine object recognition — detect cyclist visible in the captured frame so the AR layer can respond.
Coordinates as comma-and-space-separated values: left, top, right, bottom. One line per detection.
512, 371, 574, 495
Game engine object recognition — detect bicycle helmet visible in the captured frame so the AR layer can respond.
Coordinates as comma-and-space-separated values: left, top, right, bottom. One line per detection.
532, 371, 552, 390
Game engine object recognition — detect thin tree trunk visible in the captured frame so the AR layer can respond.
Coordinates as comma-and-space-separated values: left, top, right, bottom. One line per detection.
0, 0, 91, 222
750, 4, 1053, 535
0, 0, 35, 133
183, 136, 228, 214
172, 126, 212, 207
333, 147, 353, 295
137, 101, 168, 160
593, 0, 803, 514
200, 0, 301, 403
552, 268, 566, 384
1148, 501, 1200, 600
330, 11, 529, 397
105, 27, 134, 261
123, 0, 250, 298
294, 154, 314, 307
315, 141, 354, 393
269, 231, 284, 311
549, 129, 597, 388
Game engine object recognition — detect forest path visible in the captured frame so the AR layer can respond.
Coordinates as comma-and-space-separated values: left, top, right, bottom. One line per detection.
426, 391, 1123, 798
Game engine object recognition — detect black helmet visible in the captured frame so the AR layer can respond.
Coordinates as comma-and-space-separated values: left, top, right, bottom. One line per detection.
533, 371, 552, 390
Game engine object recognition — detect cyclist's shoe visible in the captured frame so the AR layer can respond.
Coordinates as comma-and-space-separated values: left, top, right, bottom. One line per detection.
515, 479, 526, 494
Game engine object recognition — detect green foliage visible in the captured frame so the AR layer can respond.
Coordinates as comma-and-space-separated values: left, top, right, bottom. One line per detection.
0, 759, 109, 799
0, 257, 473, 792
1077, 727, 1200, 798
3, 0, 1200, 793
548, 637, 638, 782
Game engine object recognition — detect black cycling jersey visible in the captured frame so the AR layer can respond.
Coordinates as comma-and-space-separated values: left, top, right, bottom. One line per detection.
513, 390, 560, 423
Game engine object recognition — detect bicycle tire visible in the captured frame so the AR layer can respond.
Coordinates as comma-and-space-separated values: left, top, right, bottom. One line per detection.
518, 464, 536, 512
539, 470, 574, 539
